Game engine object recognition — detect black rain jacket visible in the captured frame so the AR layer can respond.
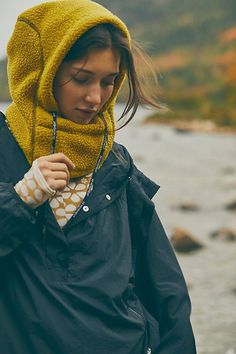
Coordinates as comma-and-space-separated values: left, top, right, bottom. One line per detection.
0, 112, 196, 354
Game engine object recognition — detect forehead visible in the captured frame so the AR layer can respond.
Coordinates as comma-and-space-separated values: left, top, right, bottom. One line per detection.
71, 48, 121, 73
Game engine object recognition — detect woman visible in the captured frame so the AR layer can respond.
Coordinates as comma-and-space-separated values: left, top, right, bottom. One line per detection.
0, 1, 196, 353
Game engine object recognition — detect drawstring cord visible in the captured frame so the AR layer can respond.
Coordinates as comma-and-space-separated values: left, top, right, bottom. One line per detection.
51, 111, 58, 154
71, 112, 108, 219
44, 111, 108, 234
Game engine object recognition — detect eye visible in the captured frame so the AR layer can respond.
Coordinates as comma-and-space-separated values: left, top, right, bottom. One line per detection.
73, 76, 89, 84
101, 80, 115, 87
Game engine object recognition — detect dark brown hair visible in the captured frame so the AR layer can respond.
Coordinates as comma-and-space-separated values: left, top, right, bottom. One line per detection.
63, 23, 161, 129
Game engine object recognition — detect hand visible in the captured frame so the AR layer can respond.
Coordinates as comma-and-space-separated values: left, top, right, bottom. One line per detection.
37, 153, 75, 191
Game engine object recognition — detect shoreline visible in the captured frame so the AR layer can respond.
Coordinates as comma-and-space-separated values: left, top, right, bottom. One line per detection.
1, 101, 236, 135
144, 117, 236, 135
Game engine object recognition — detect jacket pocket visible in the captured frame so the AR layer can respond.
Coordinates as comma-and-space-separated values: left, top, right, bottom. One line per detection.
124, 285, 159, 353
127, 305, 151, 354
126, 301, 152, 354
142, 306, 161, 354
127, 303, 160, 354
127, 306, 146, 323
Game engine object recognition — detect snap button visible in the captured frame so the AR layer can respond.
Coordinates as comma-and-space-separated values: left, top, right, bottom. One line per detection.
83, 205, 89, 212
106, 194, 111, 201
31, 217, 36, 224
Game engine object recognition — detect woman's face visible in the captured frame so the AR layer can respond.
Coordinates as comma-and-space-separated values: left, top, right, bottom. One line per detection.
53, 48, 120, 124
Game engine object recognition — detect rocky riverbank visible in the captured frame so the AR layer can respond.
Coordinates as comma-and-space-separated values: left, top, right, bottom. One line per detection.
144, 116, 236, 135
115, 105, 236, 354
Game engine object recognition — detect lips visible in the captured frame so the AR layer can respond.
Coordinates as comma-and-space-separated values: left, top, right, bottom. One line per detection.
76, 108, 97, 114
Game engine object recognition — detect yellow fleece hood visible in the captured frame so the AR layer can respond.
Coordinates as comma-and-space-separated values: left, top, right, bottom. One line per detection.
6, 0, 131, 178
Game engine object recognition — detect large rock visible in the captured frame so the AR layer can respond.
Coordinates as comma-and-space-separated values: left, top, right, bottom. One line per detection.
225, 200, 236, 211
210, 228, 236, 241
175, 201, 199, 212
232, 288, 236, 296
221, 166, 235, 175
170, 228, 204, 253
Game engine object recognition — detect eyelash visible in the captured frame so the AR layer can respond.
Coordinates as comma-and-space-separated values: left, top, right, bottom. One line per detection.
73, 77, 115, 87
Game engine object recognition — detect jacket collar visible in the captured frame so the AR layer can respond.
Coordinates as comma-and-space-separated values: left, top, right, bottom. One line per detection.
0, 112, 159, 199
0, 112, 30, 184
0, 111, 159, 229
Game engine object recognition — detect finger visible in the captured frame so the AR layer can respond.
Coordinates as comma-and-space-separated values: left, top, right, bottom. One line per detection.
45, 153, 75, 170
50, 163, 70, 183
49, 171, 69, 181
38, 161, 70, 181
47, 162, 70, 173
48, 179, 68, 191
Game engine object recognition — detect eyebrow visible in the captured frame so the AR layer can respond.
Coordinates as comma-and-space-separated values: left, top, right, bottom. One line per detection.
72, 68, 119, 77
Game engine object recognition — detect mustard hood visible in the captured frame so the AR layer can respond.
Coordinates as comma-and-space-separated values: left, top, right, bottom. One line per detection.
6, 0, 130, 178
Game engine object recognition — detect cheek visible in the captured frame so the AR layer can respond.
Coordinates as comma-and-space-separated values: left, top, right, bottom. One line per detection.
56, 84, 79, 104
54, 83, 68, 104
103, 87, 115, 103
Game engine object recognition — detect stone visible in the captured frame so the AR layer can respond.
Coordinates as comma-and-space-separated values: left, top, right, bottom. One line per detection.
225, 200, 236, 211
175, 201, 199, 212
210, 228, 236, 242
170, 228, 204, 253
231, 288, 236, 296
173, 119, 216, 134
221, 166, 235, 175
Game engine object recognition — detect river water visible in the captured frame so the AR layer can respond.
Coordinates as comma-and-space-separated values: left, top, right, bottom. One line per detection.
1, 102, 236, 354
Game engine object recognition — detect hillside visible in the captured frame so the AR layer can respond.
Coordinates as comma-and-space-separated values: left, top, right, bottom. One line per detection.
98, 0, 236, 53
0, 58, 10, 101
1, 0, 236, 126
97, 0, 236, 126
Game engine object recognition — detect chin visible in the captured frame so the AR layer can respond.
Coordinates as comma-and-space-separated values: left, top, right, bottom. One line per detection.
59, 112, 89, 125
70, 115, 94, 125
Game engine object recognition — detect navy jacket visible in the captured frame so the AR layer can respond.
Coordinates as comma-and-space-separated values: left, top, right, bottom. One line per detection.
0, 112, 196, 354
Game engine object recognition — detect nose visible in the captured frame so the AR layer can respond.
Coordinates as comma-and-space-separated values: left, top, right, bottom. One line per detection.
84, 84, 102, 107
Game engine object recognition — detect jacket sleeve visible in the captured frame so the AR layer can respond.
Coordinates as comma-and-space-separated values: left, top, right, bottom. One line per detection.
0, 182, 37, 257
138, 209, 196, 354
119, 143, 196, 353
